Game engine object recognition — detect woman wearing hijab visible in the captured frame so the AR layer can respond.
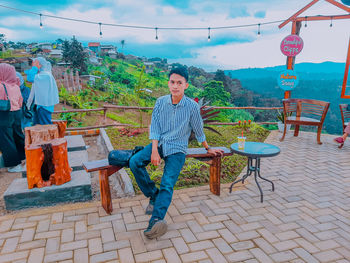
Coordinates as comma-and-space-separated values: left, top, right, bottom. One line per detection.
0, 63, 25, 172
26, 57, 59, 125
16, 72, 32, 128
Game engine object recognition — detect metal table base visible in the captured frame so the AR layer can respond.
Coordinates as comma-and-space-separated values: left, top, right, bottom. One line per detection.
229, 157, 274, 203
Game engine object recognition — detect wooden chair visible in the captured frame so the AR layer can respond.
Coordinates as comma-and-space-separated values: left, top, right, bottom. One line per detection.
280, 98, 330, 144
339, 104, 350, 131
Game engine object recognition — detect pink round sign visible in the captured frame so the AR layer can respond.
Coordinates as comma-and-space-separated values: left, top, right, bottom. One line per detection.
280, 34, 304, 57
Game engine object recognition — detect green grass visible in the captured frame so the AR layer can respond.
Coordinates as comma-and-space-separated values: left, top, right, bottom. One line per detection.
106, 112, 140, 126
106, 123, 270, 193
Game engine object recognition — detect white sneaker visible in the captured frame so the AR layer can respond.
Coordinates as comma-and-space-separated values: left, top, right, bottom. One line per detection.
8, 164, 25, 173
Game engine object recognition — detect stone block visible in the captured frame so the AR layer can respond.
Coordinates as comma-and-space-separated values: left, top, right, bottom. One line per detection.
4, 171, 92, 211
66, 135, 86, 152
68, 150, 88, 171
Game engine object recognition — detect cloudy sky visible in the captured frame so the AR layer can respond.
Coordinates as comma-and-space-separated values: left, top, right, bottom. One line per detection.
0, 0, 349, 71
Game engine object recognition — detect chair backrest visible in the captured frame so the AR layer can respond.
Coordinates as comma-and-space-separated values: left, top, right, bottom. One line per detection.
339, 104, 350, 129
283, 98, 330, 121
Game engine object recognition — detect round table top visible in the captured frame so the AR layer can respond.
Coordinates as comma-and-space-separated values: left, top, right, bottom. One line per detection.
230, 142, 280, 158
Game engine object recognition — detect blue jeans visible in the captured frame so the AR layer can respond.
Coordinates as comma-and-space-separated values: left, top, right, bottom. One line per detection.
33, 107, 52, 125
129, 143, 186, 221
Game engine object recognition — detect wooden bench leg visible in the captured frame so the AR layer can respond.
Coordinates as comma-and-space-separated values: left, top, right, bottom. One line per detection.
280, 123, 287, 142
99, 170, 113, 215
99, 166, 122, 215
209, 157, 221, 196
294, 125, 300, 137
317, 125, 323, 145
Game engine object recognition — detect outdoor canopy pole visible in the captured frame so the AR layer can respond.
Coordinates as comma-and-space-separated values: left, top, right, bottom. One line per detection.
341, 37, 350, 99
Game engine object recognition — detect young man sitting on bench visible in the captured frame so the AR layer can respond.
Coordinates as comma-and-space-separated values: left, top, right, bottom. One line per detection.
129, 66, 224, 239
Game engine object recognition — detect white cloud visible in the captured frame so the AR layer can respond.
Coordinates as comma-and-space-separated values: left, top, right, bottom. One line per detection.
1, 0, 349, 70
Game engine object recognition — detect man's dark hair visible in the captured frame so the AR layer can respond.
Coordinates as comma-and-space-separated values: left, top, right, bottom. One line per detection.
168, 66, 188, 82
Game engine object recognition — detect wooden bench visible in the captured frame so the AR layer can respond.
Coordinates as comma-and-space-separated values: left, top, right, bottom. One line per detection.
83, 147, 233, 214
280, 98, 330, 145
340, 104, 350, 131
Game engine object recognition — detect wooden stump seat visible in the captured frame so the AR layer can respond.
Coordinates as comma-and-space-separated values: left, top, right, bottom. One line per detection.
280, 98, 330, 145
25, 123, 71, 189
26, 138, 72, 188
83, 147, 232, 214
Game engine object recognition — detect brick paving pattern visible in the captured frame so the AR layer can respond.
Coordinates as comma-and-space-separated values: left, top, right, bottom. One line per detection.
0, 131, 349, 262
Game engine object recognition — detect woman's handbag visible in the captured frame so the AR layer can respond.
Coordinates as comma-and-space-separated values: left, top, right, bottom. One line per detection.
0, 84, 11, 111
108, 146, 144, 168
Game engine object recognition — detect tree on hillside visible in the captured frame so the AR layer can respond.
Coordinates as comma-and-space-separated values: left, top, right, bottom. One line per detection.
62, 40, 70, 64
62, 36, 87, 74
201, 80, 231, 104
188, 66, 213, 89
121, 40, 125, 49
0, 34, 6, 51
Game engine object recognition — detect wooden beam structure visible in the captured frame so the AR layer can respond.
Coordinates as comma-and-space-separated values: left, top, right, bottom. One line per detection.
279, 0, 320, 29
341, 37, 350, 99
278, 0, 350, 99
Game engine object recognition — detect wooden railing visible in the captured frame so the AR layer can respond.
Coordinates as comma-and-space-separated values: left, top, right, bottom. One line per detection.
53, 105, 283, 131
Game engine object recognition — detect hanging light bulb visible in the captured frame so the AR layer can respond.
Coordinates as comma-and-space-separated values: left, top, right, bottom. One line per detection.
207, 27, 211, 42
99, 23, 102, 37
257, 23, 261, 36
155, 27, 158, 40
330, 16, 333, 27
39, 14, 43, 29
304, 16, 308, 27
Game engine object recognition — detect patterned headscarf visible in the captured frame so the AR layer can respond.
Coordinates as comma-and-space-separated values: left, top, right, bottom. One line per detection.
0, 63, 22, 110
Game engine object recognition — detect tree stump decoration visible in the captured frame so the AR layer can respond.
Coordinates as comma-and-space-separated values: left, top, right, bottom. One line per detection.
52, 120, 67, 138
24, 124, 59, 147
26, 138, 72, 189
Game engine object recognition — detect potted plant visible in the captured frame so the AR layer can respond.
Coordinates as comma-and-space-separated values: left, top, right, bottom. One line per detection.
276, 110, 292, 133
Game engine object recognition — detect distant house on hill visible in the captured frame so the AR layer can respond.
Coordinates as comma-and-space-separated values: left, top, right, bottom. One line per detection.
89, 56, 103, 65
83, 48, 95, 57
144, 62, 154, 73
88, 42, 101, 54
37, 43, 53, 50
101, 45, 116, 54
50, 49, 63, 59
80, 74, 101, 85
0, 57, 30, 72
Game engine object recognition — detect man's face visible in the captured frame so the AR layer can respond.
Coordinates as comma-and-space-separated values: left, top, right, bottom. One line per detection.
168, 73, 188, 97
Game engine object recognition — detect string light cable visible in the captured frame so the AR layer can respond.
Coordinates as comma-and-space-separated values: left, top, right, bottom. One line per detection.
0, 3, 287, 34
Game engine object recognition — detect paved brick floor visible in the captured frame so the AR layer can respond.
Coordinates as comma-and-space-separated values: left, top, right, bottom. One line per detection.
0, 131, 350, 263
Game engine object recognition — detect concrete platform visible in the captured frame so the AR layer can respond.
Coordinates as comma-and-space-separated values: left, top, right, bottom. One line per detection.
68, 150, 88, 171
66, 135, 86, 152
4, 170, 92, 211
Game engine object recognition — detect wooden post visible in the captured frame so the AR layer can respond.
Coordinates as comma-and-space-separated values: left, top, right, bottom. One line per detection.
341, 37, 350, 99
209, 156, 221, 196
103, 108, 107, 121
285, 21, 302, 99
64, 71, 69, 91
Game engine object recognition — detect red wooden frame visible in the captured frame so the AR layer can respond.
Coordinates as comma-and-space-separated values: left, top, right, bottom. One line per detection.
341, 37, 350, 99
279, 0, 350, 99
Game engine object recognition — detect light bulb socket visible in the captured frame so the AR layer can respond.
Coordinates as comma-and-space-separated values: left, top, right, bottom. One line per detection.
99, 22, 102, 37
39, 14, 43, 29
155, 27, 158, 40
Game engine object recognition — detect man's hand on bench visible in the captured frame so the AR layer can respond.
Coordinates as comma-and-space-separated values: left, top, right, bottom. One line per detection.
207, 148, 224, 157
